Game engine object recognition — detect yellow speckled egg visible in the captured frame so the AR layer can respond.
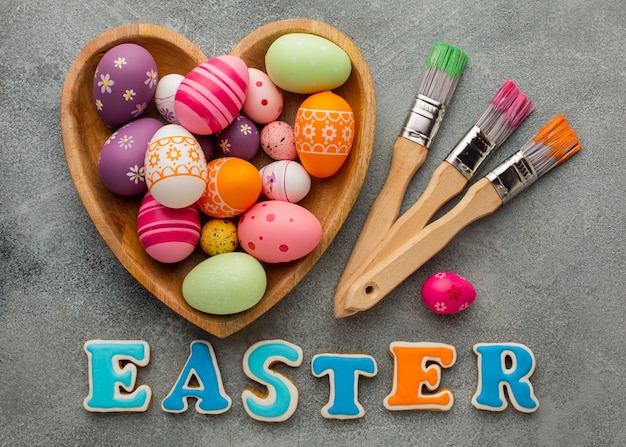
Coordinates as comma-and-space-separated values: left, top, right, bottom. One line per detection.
200, 219, 238, 256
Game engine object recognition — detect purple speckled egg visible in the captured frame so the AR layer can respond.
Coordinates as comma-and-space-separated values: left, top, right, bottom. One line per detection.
260, 120, 297, 160
93, 43, 158, 128
216, 114, 260, 160
97, 118, 164, 195
421, 272, 477, 315
137, 192, 201, 263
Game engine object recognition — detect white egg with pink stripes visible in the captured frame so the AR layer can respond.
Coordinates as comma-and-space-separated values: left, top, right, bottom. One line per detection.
137, 192, 201, 263
174, 55, 249, 135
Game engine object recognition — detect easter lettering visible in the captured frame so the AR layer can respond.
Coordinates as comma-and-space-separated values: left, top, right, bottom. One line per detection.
83, 339, 539, 417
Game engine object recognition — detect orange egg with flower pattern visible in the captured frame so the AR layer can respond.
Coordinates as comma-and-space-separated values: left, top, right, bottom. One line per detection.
294, 91, 355, 178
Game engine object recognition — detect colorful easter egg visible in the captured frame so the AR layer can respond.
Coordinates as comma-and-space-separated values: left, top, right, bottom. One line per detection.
92, 43, 158, 128
238, 200, 323, 263
144, 124, 208, 209
196, 157, 262, 218
260, 120, 297, 160
174, 55, 249, 135
195, 133, 217, 162
200, 219, 238, 256
294, 91, 355, 178
242, 68, 283, 124
264, 33, 352, 94
137, 192, 201, 263
216, 114, 260, 160
155, 73, 184, 123
98, 117, 163, 196
259, 160, 311, 203
421, 272, 477, 315
182, 252, 267, 315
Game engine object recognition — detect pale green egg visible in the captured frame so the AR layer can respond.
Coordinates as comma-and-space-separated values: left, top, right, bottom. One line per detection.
265, 33, 351, 94
182, 252, 267, 315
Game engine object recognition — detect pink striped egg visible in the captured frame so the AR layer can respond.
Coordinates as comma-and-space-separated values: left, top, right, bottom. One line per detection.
144, 124, 208, 209
174, 55, 249, 135
137, 192, 201, 263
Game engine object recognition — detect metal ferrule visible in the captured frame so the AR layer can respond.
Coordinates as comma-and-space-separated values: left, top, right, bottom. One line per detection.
486, 151, 538, 203
445, 126, 496, 180
400, 94, 446, 148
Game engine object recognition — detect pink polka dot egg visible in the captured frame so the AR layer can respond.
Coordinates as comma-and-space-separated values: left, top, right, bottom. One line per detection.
421, 272, 476, 315
242, 67, 283, 124
238, 200, 323, 263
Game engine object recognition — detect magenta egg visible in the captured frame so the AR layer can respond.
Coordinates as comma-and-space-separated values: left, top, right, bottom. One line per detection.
421, 272, 477, 314
216, 114, 260, 160
92, 43, 158, 128
137, 192, 201, 263
97, 118, 163, 196
174, 55, 249, 135
238, 200, 322, 263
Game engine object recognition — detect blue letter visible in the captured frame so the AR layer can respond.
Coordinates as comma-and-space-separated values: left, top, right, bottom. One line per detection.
83, 340, 151, 412
471, 342, 539, 413
312, 353, 377, 419
242, 340, 303, 422
161, 340, 232, 414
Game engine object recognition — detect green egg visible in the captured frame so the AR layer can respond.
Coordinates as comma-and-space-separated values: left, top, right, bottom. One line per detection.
182, 252, 267, 315
265, 33, 351, 94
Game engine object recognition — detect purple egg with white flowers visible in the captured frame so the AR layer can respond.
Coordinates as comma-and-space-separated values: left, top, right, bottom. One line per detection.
92, 43, 158, 128
97, 118, 164, 195
216, 114, 260, 160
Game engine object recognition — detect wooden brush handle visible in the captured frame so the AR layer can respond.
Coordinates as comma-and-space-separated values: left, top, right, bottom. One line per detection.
342, 178, 503, 314
376, 161, 468, 259
334, 136, 428, 317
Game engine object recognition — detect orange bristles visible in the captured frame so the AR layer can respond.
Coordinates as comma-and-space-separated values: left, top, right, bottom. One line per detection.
522, 114, 582, 177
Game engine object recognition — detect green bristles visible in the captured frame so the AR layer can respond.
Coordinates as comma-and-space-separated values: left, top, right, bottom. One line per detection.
427, 42, 468, 80
419, 42, 468, 105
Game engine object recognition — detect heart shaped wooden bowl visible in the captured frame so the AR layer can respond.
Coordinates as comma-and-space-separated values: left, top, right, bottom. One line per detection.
61, 21, 376, 338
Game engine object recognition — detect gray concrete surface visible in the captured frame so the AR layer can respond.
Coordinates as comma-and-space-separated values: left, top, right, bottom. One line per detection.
1, 0, 624, 445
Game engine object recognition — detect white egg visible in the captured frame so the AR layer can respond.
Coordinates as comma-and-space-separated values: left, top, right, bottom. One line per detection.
144, 124, 208, 208
155, 73, 184, 123
259, 160, 311, 203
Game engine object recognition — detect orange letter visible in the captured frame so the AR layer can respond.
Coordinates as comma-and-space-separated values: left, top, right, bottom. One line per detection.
384, 342, 456, 411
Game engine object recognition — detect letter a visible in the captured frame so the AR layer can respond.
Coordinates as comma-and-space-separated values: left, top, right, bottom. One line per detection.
161, 340, 232, 414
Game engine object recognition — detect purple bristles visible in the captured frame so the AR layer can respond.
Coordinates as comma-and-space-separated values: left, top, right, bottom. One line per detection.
475, 80, 535, 146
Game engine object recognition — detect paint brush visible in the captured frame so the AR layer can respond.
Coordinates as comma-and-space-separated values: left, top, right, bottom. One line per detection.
342, 114, 582, 314
334, 80, 533, 318
334, 43, 467, 316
